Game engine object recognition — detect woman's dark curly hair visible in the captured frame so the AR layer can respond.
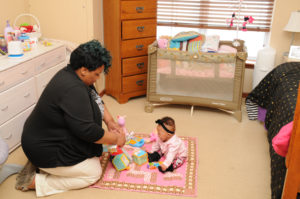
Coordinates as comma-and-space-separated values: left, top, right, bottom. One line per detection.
69, 40, 112, 74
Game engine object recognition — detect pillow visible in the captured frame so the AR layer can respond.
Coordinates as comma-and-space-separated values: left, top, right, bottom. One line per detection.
218, 45, 237, 53
172, 31, 199, 42
202, 35, 220, 52
188, 34, 205, 52
272, 121, 293, 157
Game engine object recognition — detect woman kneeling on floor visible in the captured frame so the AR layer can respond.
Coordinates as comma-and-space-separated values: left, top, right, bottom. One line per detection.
16, 40, 126, 197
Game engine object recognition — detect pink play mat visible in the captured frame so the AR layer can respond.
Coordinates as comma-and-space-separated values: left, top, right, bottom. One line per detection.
91, 134, 198, 197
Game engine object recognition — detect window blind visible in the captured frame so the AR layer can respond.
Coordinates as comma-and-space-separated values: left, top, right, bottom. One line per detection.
157, 0, 274, 32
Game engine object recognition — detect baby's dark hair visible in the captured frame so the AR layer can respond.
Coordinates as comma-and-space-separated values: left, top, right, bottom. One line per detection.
160, 116, 176, 132
69, 40, 112, 74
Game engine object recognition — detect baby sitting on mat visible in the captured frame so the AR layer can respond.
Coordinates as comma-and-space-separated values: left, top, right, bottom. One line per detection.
147, 116, 187, 173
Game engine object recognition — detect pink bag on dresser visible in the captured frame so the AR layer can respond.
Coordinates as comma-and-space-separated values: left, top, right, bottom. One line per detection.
272, 121, 293, 157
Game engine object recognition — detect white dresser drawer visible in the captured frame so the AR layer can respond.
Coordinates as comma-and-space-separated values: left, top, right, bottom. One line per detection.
0, 58, 36, 92
0, 105, 34, 152
35, 46, 66, 73
0, 78, 36, 125
35, 61, 66, 98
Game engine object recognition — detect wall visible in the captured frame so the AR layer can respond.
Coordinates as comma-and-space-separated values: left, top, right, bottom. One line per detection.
28, 0, 105, 91
28, 0, 92, 44
92, 0, 105, 92
270, 0, 300, 65
0, 0, 29, 32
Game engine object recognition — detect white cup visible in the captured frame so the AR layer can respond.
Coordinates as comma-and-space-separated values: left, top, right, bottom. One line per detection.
8, 41, 23, 57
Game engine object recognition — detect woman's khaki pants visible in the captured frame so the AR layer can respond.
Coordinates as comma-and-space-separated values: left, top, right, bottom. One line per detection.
35, 157, 101, 197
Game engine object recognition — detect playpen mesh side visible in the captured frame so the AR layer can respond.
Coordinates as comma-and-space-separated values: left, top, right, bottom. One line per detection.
156, 59, 235, 101
154, 50, 237, 101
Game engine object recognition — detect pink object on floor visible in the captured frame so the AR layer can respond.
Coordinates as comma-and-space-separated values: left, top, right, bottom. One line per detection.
272, 121, 293, 157
91, 134, 198, 197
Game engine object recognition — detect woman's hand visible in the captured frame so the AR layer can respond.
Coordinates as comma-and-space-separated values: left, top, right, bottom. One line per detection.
116, 129, 126, 147
107, 120, 121, 133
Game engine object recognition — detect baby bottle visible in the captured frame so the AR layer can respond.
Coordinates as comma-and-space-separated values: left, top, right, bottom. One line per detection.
4, 20, 14, 43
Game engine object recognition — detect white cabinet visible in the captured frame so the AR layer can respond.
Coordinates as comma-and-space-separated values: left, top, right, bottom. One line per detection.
0, 43, 67, 152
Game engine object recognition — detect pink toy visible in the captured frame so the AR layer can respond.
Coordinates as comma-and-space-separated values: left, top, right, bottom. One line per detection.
242, 16, 254, 31
157, 38, 169, 49
145, 128, 158, 143
117, 115, 128, 136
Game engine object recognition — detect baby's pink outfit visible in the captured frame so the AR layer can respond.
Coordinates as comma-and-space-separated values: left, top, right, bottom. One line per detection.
151, 135, 187, 168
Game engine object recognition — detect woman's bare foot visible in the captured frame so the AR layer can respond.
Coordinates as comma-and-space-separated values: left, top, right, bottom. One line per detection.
27, 176, 35, 190
15, 160, 36, 191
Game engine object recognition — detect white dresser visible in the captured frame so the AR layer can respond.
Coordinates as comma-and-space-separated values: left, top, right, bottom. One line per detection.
0, 42, 67, 152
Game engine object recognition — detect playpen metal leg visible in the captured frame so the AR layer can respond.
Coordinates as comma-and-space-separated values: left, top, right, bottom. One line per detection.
145, 102, 154, 113
191, 105, 194, 116
233, 110, 242, 122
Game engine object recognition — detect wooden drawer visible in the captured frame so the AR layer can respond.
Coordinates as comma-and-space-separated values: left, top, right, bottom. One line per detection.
35, 61, 66, 98
0, 58, 35, 93
121, 37, 156, 58
122, 56, 148, 76
0, 105, 34, 152
35, 46, 66, 74
122, 19, 157, 40
0, 78, 36, 125
121, 0, 157, 20
122, 73, 147, 93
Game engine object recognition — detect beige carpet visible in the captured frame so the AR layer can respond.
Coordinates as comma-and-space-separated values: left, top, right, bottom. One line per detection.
0, 95, 271, 199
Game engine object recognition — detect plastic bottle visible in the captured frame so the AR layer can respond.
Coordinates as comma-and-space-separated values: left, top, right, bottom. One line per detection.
0, 34, 7, 53
4, 20, 14, 43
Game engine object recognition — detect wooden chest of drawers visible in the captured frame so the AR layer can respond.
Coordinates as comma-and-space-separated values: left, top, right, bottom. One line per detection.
0, 43, 66, 152
103, 0, 157, 103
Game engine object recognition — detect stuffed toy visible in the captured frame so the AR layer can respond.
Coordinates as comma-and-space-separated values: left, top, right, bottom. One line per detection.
157, 35, 172, 49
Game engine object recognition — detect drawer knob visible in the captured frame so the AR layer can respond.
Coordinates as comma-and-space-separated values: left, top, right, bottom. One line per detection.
21, 70, 28, 75
136, 7, 144, 13
136, 80, 144, 86
39, 62, 46, 69
137, 26, 144, 32
1, 106, 8, 111
3, 132, 12, 140
136, 45, 144, 51
136, 62, 145, 69
0, 81, 5, 86
24, 93, 31, 98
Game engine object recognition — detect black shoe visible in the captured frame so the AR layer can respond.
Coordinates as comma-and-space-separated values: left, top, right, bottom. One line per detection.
158, 164, 174, 173
147, 152, 161, 162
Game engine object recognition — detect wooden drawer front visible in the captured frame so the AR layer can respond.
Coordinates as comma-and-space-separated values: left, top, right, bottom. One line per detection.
122, 73, 147, 93
0, 59, 35, 93
0, 105, 34, 152
0, 78, 36, 125
35, 46, 66, 74
121, 37, 156, 58
35, 61, 66, 98
121, 0, 157, 20
122, 56, 148, 76
122, 19, 157, 40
